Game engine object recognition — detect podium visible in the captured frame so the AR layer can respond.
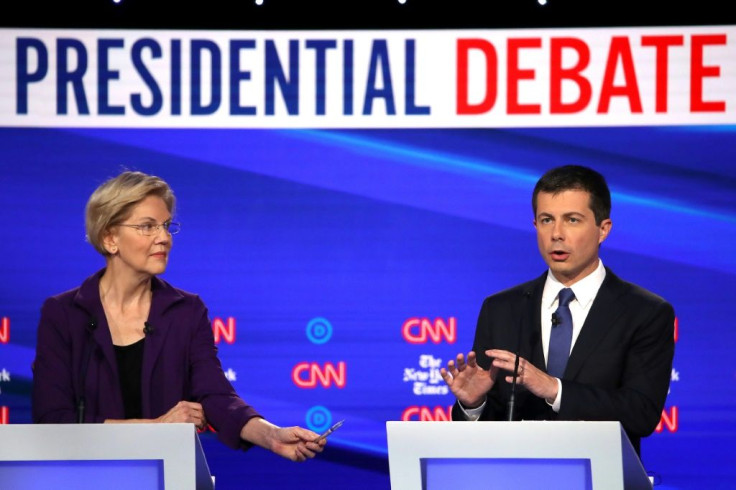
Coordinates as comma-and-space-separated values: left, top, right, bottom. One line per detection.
0, 423, 214, 490
386, 421, 651, 490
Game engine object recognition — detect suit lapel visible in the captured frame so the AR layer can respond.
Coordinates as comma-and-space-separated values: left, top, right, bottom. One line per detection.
140, 276, 184, 416
565, 270, 628, 379
522, 273, 547, 370
73, 269, 124, 417
74, 269, 118, 382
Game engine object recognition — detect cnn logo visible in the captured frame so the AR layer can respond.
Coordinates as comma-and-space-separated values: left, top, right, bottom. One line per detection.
291, 362, 346, 388
212, 317, 236, 344
402, 317, 456, 344
674, 316, 678, 342
402, 406, 453, 421
0, 317, 9, 344
655, 406, 678, 433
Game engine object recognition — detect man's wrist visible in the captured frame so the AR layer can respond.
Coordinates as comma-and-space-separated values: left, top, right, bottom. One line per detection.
459, 397, 485, 410
544, 378, 563, 411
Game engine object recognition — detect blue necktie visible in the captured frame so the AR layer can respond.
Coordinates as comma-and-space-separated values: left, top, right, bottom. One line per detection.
547, 288, 575, 378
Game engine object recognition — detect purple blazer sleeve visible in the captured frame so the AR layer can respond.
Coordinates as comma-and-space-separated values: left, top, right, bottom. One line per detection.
186, 296, 262, 449
32, 295, 79, 423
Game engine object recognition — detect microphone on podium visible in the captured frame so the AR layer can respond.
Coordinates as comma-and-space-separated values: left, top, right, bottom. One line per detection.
78, 317, 98, 423
507, 289, 532, 421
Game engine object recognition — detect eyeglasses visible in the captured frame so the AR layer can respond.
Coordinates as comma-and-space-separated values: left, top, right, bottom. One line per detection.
118, 220, 181, 236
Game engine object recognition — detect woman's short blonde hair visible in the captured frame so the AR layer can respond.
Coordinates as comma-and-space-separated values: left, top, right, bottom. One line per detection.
85, 171, 176, 255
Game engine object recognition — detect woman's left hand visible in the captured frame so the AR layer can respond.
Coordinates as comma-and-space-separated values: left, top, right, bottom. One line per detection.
269, 425, 327, 462
241, 418, 326, 462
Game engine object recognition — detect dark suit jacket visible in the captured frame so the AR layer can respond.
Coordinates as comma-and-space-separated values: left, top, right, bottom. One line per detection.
32, 268, 261, 450
451, 267, 675, 456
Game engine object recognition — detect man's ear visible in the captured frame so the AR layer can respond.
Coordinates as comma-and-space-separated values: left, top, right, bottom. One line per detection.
598, 219, 612, 244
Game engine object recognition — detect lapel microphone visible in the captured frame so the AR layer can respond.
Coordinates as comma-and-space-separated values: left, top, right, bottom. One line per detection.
143, 322, 154, 335
551, 312, 560, 326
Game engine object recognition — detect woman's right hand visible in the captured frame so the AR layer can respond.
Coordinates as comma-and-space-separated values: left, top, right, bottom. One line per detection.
157, 401, 207, 429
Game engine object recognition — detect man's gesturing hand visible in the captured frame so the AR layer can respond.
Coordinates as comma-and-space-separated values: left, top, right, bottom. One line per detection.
440, 351, 498, 409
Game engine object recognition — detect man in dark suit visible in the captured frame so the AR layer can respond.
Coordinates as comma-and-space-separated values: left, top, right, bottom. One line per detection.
440, 165, 675, 457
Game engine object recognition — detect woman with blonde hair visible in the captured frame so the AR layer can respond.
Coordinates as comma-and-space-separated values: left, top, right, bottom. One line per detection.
32, 170, 325, 461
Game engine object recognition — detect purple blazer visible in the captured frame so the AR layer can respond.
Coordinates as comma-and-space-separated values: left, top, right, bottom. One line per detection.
32, 268, 261, 450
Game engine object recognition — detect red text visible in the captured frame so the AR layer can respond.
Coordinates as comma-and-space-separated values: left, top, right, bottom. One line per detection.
292, 361, 347, 388
456, 34, 726, 115
212, 317, 236, 344
402, 405, 453, 421
655, 406, 679, 433
0, 317, 8, 344
402, 317, 456, 344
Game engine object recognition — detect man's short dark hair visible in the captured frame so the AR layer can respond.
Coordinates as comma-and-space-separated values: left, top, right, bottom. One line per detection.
532, 165, 611, 225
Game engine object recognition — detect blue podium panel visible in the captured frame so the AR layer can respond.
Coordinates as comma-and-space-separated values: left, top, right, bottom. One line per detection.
387, 421, 651, 490
0, 460, 164, 490
422, 458, 592, 490
0, 424, 213, 490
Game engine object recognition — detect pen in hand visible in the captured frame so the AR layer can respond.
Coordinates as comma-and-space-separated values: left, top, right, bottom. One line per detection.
313, 419, 344, 442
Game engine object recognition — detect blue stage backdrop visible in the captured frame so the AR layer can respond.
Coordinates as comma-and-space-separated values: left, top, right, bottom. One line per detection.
1, 27, 736, 490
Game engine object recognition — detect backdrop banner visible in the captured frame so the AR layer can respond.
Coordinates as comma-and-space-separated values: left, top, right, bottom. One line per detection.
1, 26, 734, 489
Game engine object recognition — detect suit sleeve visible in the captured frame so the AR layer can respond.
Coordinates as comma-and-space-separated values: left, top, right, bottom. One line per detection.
32, 297, 78, 423
558, 296, 675, 438
188, 297, 262, 450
